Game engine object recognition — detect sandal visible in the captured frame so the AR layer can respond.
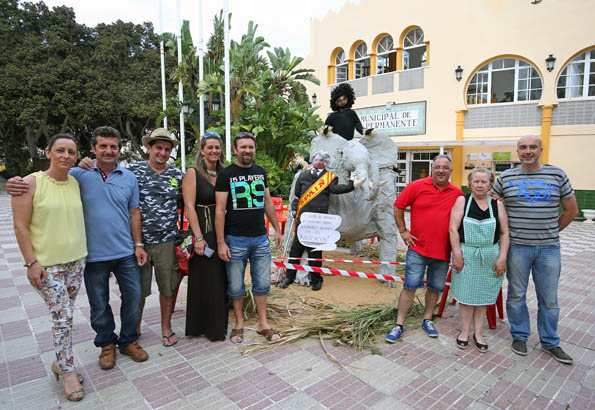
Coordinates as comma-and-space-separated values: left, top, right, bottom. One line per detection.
473, 334, 488, 353
456, 333, 469, 350
162, 333, 178, 347
230, 328, 244, 344
257, 328, 280, 342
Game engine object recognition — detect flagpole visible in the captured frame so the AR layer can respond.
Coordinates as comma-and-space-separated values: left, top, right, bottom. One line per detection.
177, 0, 186, 172
224, 0, 231, 161
198, 0, 205, 139
159, 0, 167, 129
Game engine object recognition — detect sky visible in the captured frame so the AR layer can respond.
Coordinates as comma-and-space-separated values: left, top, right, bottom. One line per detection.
39, 0, 360, 59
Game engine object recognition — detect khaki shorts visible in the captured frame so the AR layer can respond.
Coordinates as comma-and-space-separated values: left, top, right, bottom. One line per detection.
140, 241, 180, 298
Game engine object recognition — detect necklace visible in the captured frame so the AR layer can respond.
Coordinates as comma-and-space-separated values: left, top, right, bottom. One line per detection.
207, 170, 217, 177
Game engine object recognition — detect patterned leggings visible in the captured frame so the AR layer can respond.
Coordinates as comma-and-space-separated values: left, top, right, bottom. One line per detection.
35, 258, 86, 373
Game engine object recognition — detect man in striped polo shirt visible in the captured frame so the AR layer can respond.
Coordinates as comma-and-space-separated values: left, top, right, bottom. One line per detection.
491, 135, 578, 364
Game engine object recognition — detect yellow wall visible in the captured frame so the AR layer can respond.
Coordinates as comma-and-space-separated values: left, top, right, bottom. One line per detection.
303, 0, 595, 190
550, 126, 595, 190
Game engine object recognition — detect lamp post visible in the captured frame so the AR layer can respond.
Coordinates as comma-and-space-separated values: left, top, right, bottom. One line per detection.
546, 54, 556, 72
181, 101, 190, 115
455, 65, 463, 81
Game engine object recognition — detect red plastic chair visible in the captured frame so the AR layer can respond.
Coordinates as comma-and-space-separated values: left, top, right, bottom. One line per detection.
437, 266, 504, 329
172, 207, 189, 312
265, 196, 287, 234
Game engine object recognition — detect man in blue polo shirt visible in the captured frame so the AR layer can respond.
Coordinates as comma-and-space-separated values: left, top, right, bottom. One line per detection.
7, 126, 150, 370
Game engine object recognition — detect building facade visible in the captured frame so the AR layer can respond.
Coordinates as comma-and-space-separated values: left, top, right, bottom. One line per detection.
303, 0, 595, 213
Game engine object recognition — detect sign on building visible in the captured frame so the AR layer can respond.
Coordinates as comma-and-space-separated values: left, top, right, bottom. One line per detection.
356, 101, 426, 137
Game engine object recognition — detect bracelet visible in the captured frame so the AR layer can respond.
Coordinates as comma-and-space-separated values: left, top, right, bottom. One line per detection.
399, 228, 407, 234
194, 236, 204, 242
135, 242, 144, 247
24, 259, 37, 268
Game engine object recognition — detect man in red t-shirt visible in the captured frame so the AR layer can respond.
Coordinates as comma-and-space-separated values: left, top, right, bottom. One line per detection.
386, 155, 463, 343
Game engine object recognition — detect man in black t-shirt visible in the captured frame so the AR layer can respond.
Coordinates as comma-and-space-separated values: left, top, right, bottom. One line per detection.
215, 132, 282, 343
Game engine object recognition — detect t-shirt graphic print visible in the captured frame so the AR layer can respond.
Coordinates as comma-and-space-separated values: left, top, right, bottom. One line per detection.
216, 163, 269, 236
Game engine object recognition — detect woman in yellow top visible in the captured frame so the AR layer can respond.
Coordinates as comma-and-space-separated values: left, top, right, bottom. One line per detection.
12, 134, 87, 402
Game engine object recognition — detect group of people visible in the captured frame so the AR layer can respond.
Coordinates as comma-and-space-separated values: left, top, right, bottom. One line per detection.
385, 135, 578, 365
8, 83, 579, 401
8, 127, 284, 401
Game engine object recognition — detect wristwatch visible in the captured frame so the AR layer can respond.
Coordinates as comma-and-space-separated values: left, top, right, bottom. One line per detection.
399, 227, 407, 234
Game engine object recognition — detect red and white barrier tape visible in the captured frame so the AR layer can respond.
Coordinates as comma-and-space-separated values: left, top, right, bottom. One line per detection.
272, 261, 404, 282
273, 256, 405, 265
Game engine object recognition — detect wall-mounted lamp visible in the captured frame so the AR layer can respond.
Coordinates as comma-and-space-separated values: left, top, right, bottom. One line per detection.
546, 54, 556, 72
455, 66, 463, 82
386, 101, 394, 110
181, 101, 190, 115
311, 93, 317, 105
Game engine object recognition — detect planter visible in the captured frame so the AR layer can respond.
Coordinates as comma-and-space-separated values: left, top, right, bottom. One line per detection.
582, 209, 595, 224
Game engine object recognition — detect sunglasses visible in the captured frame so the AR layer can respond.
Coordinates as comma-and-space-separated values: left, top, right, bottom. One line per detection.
233, 131, 256, 144
203, 132, 222, 139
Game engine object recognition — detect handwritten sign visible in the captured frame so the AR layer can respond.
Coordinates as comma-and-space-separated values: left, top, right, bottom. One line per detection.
297, 212, 342, 251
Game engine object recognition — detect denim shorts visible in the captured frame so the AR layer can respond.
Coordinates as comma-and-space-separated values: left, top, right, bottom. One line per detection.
225, 234, 272, 299
403, 249, 450, 292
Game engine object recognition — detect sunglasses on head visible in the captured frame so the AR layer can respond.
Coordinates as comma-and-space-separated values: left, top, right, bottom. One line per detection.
203, 132, 222, 139
233, 131, 255, 144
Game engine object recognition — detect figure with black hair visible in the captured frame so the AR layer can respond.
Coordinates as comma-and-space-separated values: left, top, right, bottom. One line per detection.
323, 83, 374, 140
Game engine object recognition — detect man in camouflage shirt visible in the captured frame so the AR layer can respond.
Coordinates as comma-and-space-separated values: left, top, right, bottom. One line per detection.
128, 128, 184, 347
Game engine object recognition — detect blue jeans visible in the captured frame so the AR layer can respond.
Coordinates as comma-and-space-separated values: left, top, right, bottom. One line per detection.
403, 249, 450, 292
225, 234, 271, 299
506, 243, 561, 348
84, 254, 142, 348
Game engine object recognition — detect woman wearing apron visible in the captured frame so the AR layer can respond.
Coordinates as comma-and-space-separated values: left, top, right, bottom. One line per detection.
449, 168, 509, 352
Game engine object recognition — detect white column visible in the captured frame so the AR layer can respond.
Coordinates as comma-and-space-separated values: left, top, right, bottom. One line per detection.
177, 0, 186, 172
224, 0, 231, 161
198, 0, 205, 139
159, 0, 167, 129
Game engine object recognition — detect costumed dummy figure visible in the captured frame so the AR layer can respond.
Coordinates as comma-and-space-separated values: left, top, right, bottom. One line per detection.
323, 83, 375, 140
281, 150, 355, 291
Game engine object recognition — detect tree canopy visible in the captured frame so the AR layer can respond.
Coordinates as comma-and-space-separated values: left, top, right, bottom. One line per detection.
1, 2, 322, 188
0, 0, 177, 176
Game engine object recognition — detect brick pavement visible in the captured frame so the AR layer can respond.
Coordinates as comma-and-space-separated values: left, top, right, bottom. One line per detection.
0, 179, 594, 409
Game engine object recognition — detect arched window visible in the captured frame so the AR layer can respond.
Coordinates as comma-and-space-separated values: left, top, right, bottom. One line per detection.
466, 58, 542, 105
376, 35, 396, 74
354, 42, 370, 79
335, 49, 348, 83
403, 28, 426, 70
557, 49, 595, 99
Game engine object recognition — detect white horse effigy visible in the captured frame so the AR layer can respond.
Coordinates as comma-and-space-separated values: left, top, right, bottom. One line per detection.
286, 131, 399, 281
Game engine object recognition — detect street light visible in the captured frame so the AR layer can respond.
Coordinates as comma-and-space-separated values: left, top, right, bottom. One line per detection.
546, 54, 556, 72
455, 66, 463, 81
181, 101, 190, 115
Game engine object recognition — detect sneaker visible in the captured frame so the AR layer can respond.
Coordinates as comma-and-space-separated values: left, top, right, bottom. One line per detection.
542, 346, 573, 365
385, 325, 403, 344
422, 320, 438, 338
511, 339, 528, 356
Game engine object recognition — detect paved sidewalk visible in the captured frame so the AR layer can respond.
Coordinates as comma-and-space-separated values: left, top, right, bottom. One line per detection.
0, 181, 594, 410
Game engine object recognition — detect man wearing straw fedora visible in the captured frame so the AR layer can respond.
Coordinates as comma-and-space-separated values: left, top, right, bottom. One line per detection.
128, 128, 184, 347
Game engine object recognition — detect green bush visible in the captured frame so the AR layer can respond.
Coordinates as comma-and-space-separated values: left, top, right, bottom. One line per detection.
254, 151, 294, 198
